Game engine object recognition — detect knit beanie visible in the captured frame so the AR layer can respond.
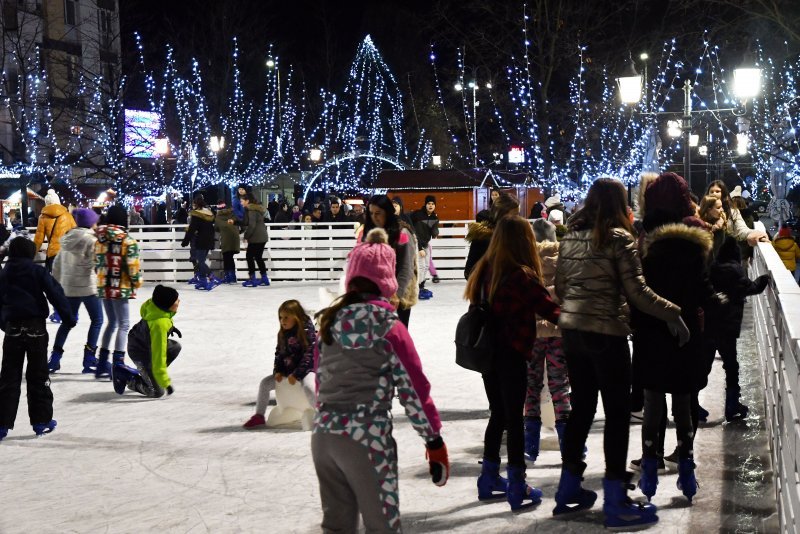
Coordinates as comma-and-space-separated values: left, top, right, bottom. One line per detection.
547, 209, 564, 225
345, 228, 398, 299
152, 284, 179, 311
72, 208, 99, 229
424, 195, 436, 205
544, 195, 561, 209
44, 189, 60, 206
8, 236, 36, 259
644, 172, 694, 223
105, 205, 128, 227
532, 218, 557, 242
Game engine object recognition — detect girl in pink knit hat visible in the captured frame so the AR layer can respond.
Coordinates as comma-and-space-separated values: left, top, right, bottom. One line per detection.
312, 227, 448, 533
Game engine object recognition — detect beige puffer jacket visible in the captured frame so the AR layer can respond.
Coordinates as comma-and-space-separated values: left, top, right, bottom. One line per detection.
555, 227, 681, 337
535, 241, 561, 338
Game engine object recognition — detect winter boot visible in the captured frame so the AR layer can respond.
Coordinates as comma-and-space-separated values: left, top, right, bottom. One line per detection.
32, 419, 57, 437
553, 462, 597, 515
242, 275, 259, 287
477, 458, 508, 501
259, 274, 271, 286
555, 420, 587, 459
506, 464, 542, 511
602, 474, 658, 530
48, 350, 63, 373
112, 365, 140, 395
49, 311, 61, 324
638, 457, 659, 502
524, 418, 541, 463
95, 348, 112, 379
82, 345, 98, 374
0, 427, 7, 441
725, 390, 749, 422
677, 457, 698, 503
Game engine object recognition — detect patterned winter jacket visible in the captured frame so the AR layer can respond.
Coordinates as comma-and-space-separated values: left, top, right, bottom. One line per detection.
274, 317, 317, 380
313, 298, 442, 446
95, 224, 142, 300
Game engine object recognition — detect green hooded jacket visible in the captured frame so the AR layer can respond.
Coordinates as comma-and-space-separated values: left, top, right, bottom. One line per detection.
215, 208, 241, 253
140, 298, 176, 388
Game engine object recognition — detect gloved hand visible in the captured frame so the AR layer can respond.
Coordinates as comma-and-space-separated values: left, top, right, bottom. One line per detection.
754, 274, 770, 293
666, 316, 690, 347
169, 326, 183, 338
166, 385, 174, 395
275, 372, 283, 382
180, 240, 188, 248
288, 375, 297, 385
425, 436, 449, 487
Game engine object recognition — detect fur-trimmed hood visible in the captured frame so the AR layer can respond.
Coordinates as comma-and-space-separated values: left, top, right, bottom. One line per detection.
466, 221, 493, 243
642, 223, 712, 259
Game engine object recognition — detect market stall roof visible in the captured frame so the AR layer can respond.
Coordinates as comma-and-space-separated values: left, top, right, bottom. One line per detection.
373, 169, 497, 190
2, 187, 44, 202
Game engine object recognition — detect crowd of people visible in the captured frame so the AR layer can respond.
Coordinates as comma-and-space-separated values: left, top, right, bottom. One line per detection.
0, 175, 798, 532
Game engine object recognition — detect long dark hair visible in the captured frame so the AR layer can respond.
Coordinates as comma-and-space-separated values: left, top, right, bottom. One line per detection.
489, 193, 520, 227
568, 178, 633, 249
465, 215, 543, 303
316, 277, 381, 345
706, 180, 731, 218
363, 194, 401, 246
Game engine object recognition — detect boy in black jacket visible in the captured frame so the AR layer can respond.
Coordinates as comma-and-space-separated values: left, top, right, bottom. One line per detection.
0, 237, 74, 440
411, 195, 440, 299
706, 236, 769, 422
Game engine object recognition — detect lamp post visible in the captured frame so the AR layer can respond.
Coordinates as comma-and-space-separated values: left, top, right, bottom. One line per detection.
455, 72, 492, 168
617, 54, 762, 194
210, 135, 225, 203
155, 137, 173, 222
267, 57, 282, 157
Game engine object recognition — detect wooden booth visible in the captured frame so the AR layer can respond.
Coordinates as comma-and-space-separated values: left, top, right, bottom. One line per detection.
374, 169, 544, 220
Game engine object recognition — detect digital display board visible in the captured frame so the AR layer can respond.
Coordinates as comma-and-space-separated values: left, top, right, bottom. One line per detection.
124, 109, 161, 158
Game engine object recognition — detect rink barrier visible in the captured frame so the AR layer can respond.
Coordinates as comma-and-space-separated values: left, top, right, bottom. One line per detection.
751, 243, 800, 533
118, 221, 476, 283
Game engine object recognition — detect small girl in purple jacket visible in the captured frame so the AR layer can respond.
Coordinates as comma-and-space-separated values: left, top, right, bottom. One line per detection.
312, 228, 449, 533
243, 300, 316, 429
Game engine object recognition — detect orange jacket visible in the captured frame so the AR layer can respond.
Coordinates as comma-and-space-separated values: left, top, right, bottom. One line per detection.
34, 204, 77, 257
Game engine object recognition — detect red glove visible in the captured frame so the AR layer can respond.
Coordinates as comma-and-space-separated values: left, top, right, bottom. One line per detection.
425, 437, 449, 487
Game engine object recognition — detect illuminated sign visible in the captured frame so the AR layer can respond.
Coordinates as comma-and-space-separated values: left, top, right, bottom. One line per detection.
508, 146, 525, 164
124, 110, 161, 158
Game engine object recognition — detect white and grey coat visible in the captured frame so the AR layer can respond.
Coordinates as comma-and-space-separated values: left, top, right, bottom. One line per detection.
53, 227, 98, 297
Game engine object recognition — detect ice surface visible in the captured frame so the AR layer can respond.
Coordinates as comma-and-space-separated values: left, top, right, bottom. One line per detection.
0, 281, 774, 533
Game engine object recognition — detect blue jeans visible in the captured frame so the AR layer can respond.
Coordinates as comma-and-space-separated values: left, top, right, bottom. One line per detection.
101, 299, 130, 353
53, 296, 104, 352
192, 249, 210, 277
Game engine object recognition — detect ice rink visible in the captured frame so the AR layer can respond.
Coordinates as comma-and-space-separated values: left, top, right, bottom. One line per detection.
0, 281, 776, 533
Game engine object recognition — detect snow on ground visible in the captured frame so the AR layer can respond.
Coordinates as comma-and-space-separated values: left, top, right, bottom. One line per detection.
0, 281, 774, 533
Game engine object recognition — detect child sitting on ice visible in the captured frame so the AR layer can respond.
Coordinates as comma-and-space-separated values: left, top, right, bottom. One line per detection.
243, 299, 317, 428
111, 285, 182, 398
312, 228, 448, 532
0, 237, 75, 440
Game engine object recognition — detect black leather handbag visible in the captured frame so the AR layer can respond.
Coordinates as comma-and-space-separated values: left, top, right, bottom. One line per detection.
454, 281, 496, 374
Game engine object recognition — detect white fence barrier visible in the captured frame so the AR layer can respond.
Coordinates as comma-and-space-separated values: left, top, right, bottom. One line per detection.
751, 243, 800, 533
121, 221, 475, 283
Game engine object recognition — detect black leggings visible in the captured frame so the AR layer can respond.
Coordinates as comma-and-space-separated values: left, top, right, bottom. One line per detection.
652, 392, 700, 457
709, 334, 740, 396
482, 347, 527, 467
222, 251, 236, 272
642, 390, 694, 460
246, 242, 267, 276
561, 329, 631, 480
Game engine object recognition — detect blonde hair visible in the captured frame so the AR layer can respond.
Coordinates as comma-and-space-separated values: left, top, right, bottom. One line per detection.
277, 300, 311, 350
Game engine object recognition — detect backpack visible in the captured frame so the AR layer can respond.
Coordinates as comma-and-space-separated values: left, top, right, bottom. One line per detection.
454, 277, 501, 374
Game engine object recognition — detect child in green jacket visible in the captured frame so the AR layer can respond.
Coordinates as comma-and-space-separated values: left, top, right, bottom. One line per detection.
112, 285, 181, 397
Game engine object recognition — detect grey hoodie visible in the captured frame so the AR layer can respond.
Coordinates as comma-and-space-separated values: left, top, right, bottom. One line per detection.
53, 227, 97, 297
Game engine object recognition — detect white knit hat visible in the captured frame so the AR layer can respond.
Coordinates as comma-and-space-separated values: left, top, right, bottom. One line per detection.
544, 195, 561, 209
44, 189, 60, 206
730, 185, 743, 198
548, 209, 564, 225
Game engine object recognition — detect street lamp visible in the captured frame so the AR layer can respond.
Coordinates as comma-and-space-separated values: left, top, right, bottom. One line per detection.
733, 67, 762, 100
617, 62, 643, 105
455, 72, 493, 167
267, 57, 282, 156
309, 148, 322, 163
155, 137, 169, 156
209, 135, 225, 154
432, 155, 442, 167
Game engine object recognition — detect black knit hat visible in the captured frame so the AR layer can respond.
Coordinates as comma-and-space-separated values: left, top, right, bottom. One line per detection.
8, 236, 35, 259
424, 195, 436, 205
152, 284, 179, 311
105, 205, 128, 227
